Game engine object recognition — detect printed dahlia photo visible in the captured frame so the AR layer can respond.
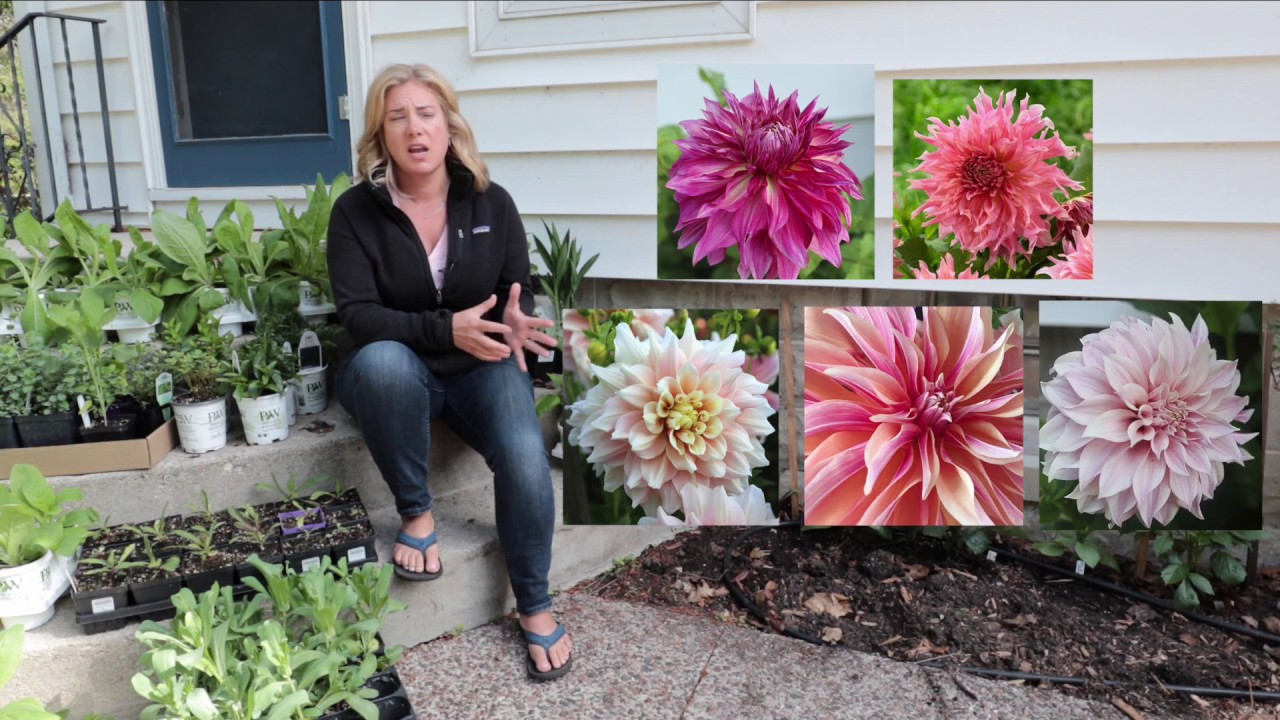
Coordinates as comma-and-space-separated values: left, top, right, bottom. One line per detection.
1038, 301, 1263, 531
804, 306, 1025, 526
893, 79, 1093, 280
658, 65, 874, 282
562, 308, 781, 526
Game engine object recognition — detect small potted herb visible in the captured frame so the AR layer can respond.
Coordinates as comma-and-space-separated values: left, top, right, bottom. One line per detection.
225, 332, 290, 445
72, 542, 138, 617
12, 345, 78, 447
47, 292, 138, 442
167, 317, 231, 453
0, 339, 25, 448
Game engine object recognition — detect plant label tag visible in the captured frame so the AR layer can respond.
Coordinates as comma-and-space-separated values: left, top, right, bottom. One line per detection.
347, 546, 367, 563
77, 395, 91, 428
155, 372, 173, 408
298, 331, 322, 369
282, 341, 292, 355
986, 550, 997, 563
301, 556, 321, 573
1074, 559, 1086, 575
91, 596, 115, 614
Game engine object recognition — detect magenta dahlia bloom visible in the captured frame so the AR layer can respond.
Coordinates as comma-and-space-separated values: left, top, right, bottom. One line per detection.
1040, 314, 1255, 527
667, 83, 863, 280
804, 306, 1024, 526
909, 89, 1082, 268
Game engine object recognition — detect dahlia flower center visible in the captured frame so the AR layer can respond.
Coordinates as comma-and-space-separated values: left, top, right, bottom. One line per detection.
646, 386, 725, 458
960, 154, 1008, 194
916, 378, 958, 431
1129, 393, 1191, 446
746, 122, 799, 175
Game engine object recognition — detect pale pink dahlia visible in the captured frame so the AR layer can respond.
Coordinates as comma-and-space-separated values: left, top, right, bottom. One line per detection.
638, 484, 779, 526
913, 255, 982, 280
744, 351, 780, 411
910, 89, 1082, 268
667, 83, 863, 280
804, 306, 1024, 526
566, 320, 775, 517
562, 309, 674, 385
1040, 314, 1255, 528
1037, 225, 1093, 280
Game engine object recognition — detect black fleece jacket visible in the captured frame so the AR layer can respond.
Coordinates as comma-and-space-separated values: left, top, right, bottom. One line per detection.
327, 164, 535, 377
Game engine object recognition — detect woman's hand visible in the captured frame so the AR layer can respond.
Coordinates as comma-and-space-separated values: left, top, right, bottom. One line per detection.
452, 295, 514, 362
503, 283, 558, 372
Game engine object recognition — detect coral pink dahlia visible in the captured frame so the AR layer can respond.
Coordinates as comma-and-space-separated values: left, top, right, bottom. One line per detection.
804, 307, 1024, 526
913, 254, 982, 280
910, 89, 1082, 268
667, 83, 863, 280
566, 320, 775, 517
1040, 314, 1255, 527
1037, 224, 1093, 280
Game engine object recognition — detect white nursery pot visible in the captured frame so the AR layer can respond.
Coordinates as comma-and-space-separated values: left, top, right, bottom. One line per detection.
172, 396, 228, 454
285, 382, 298, 426
0, 550, 59, 630
297, 281, 337, 321
237, 393, 289, 445
295, 366, 328, 415
115, 322, 158, 344
212, 287, 257, 336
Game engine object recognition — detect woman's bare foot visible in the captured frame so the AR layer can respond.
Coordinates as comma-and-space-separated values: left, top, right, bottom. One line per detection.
394, 511, 441, 574
519, 611, 573, 673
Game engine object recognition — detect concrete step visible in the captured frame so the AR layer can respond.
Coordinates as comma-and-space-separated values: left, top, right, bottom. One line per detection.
44, 402, 498, 527
10, 465, 673, 718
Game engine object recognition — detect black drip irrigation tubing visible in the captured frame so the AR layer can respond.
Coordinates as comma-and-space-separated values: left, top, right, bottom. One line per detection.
720, 522, 1280, 703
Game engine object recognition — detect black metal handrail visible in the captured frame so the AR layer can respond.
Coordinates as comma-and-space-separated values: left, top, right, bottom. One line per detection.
0, 11, 122, 232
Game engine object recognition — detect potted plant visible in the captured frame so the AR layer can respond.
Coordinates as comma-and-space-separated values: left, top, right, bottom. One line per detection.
73, 542, 140, 615
0, 464, 98, 628
166, 317, 231, 454
123, 536, 183, 606
225, 332, 290, 445
46, 292, 137, 442
530, 221, 598, 378
0, 210, 78, 345
0, 339, 24, 448
150, 198, 250, 337
213, 200, 294, 317
266, 173, 352, 321
120, 342, 170, 436
173, 520, 234, 594
11, 345, 78, 447
226, 503, 283, 585
107, 229, 170, 344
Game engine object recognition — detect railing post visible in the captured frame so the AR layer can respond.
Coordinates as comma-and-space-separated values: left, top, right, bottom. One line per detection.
91, 22, 120, 231
6, 39, 37, 221
26, 22, 55, 212
59, 18, 91, 213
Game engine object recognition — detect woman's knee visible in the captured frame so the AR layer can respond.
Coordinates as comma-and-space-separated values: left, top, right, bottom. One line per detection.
343, 341, 429, 396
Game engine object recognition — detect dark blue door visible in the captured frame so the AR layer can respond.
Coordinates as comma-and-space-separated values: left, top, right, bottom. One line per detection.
146, 1, 351, 187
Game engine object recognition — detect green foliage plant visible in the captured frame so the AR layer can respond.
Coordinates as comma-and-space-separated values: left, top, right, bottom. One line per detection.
266, 173, 352, 306
150, 198, 244, 336
1150, 530, 1269, 611
0, 463, 98, 567
529, 221, 598, 341
165, 317, 230, 404
0, 625, 62, 720
0, 210, 77, 343
46, 291, 129, 425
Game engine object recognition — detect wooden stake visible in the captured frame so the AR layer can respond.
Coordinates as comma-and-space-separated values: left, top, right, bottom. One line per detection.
780, 297, 801, 521
1134, 533, 1149, 581
1247, 540, 1259, 584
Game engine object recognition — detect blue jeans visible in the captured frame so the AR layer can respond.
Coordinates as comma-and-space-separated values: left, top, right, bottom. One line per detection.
336, 341, 555, 615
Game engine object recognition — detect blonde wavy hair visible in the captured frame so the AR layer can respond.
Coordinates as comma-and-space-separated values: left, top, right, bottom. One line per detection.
355, 63, 490, 194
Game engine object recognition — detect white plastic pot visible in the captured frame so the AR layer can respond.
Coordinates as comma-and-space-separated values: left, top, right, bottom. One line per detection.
212, 287, 257, 336
116, 324, 158, 344
237, 393, 289, 445
172, 396, 228, 454
295, 366, 328, 415
297, 281, 337, 320
0, 550, 68, 630
0, 300, 23, 336
285, 382, 298, 427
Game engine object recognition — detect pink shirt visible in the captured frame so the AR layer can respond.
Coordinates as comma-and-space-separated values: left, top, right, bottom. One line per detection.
390, 188, 449, 292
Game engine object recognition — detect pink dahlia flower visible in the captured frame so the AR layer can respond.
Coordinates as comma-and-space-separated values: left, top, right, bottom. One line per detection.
909, 89, 1082, 268
667, 83, 863, 280
804, 306, 1024, 526
638, 484, 779, 526
1037, 225, 1093, 280
913, 255, 982, 280
562, 309, 674, 385
566, 320, 775, 517
1040, 314, 1255, 527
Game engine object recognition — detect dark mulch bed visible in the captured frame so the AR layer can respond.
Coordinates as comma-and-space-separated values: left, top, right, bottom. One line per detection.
574, 526, 1280, 720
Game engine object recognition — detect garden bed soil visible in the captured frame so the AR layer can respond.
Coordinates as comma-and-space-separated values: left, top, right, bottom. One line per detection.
579, 527, 1280, 720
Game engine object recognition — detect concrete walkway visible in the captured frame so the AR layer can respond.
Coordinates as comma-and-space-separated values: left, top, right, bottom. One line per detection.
397, 593, 1119, 720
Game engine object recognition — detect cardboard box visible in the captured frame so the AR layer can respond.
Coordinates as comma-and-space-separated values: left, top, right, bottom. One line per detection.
0, 419, 178, 480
